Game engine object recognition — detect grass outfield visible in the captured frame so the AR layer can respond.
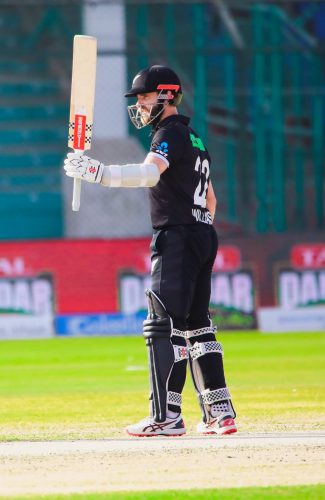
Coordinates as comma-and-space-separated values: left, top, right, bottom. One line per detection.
0, 331, 324, 440
1, 485, 325, 499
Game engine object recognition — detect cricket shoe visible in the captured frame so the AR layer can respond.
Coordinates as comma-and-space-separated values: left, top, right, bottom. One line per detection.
126, 414, 186, 437
197, 413, 237, 436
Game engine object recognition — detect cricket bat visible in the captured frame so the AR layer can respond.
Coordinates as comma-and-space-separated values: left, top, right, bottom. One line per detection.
68, 35, 97, 211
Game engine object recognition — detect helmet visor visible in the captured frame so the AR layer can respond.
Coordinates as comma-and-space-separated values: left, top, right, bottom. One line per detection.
127, 103, 164, 129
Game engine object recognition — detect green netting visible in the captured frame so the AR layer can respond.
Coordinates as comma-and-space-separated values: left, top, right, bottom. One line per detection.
0, 3, 81, 240
126, 1, 324, 233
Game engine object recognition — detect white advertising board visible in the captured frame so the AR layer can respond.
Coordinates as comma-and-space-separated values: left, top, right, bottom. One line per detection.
0, 315, 54, 340
257, 306, 325, 333
0, 274, 55, 339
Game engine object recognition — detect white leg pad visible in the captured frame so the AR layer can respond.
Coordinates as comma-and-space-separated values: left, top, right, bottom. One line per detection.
189, 341, 223, 360
186, 322, 235, 422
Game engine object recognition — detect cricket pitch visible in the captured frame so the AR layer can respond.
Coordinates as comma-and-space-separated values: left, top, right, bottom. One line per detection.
0, 432, 324, 496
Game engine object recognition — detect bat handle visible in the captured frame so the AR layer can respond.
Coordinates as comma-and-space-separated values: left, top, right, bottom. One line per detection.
72, 177, 81, 212
71, 149, 83, 212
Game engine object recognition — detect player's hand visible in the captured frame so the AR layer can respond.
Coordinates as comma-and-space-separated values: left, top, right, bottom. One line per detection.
64, 153, 104, 183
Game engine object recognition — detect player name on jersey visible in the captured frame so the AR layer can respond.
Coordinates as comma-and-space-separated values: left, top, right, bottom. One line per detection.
192, 208, 212, 224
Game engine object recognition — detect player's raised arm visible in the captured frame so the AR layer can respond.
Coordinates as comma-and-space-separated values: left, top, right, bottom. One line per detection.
63, 152, 160, 188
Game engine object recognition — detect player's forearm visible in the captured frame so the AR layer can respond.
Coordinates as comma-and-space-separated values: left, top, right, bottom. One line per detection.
64, 153, 160, 187
100, 163, 160, 188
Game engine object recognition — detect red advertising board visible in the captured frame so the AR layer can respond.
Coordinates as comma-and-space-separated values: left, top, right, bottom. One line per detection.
213, 245, 241, 272
0, 239, 150, 314
0, 240, 252, 318
1, 235, 323, 335
290, 244, 325, 269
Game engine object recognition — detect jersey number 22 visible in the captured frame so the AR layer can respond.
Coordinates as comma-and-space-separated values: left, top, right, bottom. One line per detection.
194, 156, 210, 208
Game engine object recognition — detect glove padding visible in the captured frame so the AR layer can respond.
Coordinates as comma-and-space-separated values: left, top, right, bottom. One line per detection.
64, 153, 104, 183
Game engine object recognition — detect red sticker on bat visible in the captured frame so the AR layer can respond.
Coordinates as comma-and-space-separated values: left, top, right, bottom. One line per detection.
73, 114, 86, 150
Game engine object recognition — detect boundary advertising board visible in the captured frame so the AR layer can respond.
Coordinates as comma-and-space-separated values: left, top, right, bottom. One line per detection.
258, 243, 325, 332
0, 235, 323, 337
0, 239, 256, 337
0, 274, 54, 339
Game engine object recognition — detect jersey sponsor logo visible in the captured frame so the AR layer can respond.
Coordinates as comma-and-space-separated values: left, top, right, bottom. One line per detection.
192, 208, 212, 225
190, 133, 206, 151
153, 141, 169, 158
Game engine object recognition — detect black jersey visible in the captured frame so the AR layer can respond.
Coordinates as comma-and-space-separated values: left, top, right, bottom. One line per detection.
148, 114, 212, 229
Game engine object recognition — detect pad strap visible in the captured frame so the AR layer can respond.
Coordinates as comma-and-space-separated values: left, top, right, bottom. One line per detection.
167, 391, 182, 407
186, 326, 217, 338
172, 326, 218, 339
189, 341, 223, 360
172, 328, 187, 338
200, 387, 231, 405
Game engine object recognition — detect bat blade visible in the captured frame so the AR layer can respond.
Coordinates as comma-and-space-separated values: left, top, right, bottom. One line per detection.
68, 35, 97, 211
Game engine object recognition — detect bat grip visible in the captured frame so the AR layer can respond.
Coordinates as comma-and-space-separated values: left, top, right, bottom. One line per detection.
71, 149, 83, 212
72, 178, 81, 212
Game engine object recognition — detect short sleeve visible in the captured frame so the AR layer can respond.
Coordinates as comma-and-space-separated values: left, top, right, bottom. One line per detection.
150, 126, 185, 167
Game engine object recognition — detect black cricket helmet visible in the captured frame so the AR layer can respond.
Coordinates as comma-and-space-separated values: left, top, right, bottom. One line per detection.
125, 65, 183, 129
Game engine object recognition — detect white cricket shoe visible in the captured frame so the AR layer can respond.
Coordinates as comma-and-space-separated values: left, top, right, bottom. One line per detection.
126, 414, 186, 437
197, 413, 237, 436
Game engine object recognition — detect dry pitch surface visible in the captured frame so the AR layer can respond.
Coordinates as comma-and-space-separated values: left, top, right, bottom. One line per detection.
0, 432, 325, 496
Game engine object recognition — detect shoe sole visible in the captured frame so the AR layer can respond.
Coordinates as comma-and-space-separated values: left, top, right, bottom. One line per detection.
126, 430, 186, 437
201, 426, 237, 436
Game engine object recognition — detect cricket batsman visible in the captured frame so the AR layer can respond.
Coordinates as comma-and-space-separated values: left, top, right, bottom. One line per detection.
64, 65, 237, 437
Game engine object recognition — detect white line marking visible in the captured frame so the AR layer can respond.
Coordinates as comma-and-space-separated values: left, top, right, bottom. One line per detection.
0, 432, 324, 456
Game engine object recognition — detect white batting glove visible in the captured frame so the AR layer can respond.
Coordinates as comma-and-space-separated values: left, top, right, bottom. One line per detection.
64, 152, 104, 183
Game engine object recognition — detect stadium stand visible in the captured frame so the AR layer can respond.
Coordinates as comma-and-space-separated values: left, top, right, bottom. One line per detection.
0, 1, 323, 239
0, 5, 78, 240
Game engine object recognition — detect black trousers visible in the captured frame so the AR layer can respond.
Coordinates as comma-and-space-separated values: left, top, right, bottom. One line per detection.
150, 224, 218, 331
149, 224, 227, 412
